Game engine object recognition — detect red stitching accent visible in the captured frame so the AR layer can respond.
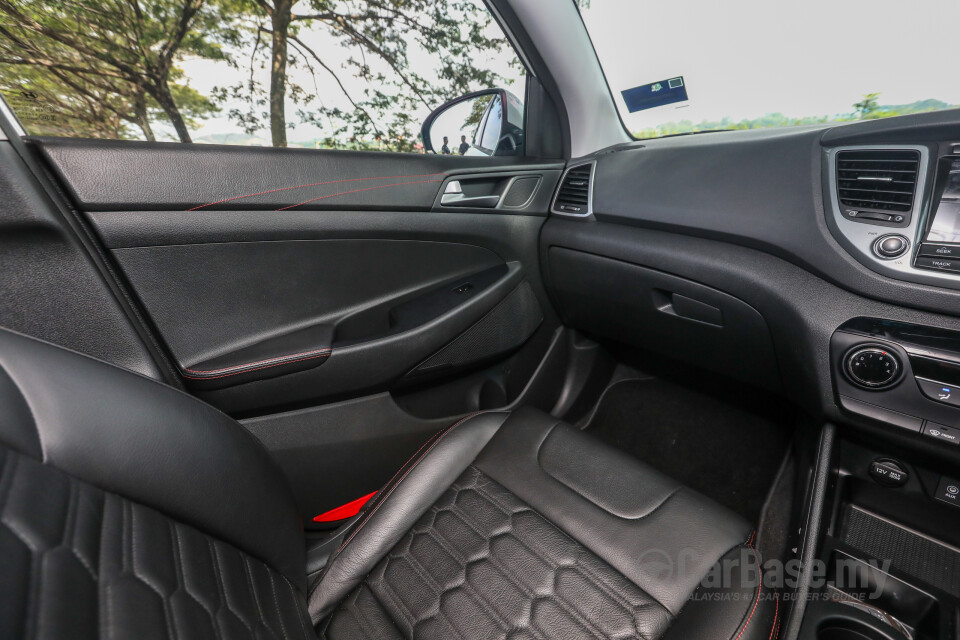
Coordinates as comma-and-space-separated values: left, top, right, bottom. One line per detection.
768, 595, 779, 640
183, 348, 331, 375
371, 426, 447, 501
276, 179, 443, 211
180, 349, 331, 380
336, 412, 479, 553
187, 173, 446, 210
735, 536, 763, 640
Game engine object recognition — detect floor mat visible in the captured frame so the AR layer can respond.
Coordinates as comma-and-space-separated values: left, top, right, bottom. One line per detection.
586, 378, 792, 524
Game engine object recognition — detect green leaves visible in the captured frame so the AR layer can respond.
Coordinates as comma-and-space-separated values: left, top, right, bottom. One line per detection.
0, 0, 242, 141
1, 0, 519, 148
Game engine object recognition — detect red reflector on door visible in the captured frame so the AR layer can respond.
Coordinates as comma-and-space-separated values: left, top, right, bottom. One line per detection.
312, 492, 377, 523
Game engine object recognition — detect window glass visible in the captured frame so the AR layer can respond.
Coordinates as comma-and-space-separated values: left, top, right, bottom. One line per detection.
577, 0, 960, 140
0, 0, 525, 152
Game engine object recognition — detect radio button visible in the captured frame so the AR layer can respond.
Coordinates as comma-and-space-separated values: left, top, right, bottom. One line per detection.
916, 256, 960, 273
919, 243, 960, 258
874, 235, 909, 259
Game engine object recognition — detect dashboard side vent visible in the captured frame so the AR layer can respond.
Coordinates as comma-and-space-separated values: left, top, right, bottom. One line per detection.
553, 163, 594, 215
836, 149, 920, 213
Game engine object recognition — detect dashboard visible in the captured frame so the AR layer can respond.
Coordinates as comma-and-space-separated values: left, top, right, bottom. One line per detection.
542, 108, 960, 465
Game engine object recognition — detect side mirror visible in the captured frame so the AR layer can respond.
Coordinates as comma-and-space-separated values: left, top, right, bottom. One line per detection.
421, 88, 524, 157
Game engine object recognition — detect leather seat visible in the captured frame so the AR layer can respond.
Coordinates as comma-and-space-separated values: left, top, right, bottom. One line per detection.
0, 328, 778, 640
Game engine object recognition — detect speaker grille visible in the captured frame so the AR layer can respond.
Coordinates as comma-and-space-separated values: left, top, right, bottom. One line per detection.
502, 177, 540, 208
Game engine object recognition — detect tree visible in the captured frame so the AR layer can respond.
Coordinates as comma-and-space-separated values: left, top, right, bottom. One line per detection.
854, 92, 881, 119
0, 0, 239, 142
228, 0, 515, 148
0, 60, 142, 138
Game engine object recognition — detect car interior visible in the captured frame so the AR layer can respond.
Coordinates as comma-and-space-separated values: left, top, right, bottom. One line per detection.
2, 1, 960, 639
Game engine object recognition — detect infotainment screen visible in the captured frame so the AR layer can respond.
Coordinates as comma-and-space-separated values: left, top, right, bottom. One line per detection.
927, 159, 960, 243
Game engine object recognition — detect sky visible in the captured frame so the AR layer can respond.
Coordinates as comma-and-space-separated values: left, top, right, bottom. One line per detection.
578, 0, 960, 131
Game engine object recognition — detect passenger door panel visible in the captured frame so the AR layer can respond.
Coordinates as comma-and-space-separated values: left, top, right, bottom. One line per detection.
29, 137, 563, 518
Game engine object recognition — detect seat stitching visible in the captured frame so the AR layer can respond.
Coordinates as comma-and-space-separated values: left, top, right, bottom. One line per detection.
209, 540, 255, 639
392, 523, 516, 638
364, 572, 419, 636
434, 488, 557, 626
734, 537, 763, 640
105, 581, 116, 640
282, 574, 314, 640
313, 423, 449, 570
470, 467, 672, 620
418, 522, 552, 640
768, 595, 779, 640
67, 480, 98, 580
336, 412, 480, 553
427, 503, 542, 604
452, 471, 664, 639
241, 554, 266, 636
528, 587, 608, 640
4, 455, 45, 640
243, 556, 280, 640
267, 564, 292, 640
0, 456, 38, 553
316, 607, 333, 640
347, 585, 406, 640
171, 524, 219, 640
350, 427, 447, 528
129, 506, 176, 640
102, 494, 119, 640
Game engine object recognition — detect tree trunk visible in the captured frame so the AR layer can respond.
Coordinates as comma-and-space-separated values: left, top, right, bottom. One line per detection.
134, 92, 156, 142
150, 81, 191, 143
269, 0, 292, 147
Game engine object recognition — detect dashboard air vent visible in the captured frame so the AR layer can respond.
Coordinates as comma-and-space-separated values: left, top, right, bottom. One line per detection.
836, 149, 920, 213
553, 163, 593, 215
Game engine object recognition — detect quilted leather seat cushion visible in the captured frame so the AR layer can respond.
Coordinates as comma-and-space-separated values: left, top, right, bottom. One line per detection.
321, 466, 672, 640
0, 445, 314, 640
312, 409, 779, 640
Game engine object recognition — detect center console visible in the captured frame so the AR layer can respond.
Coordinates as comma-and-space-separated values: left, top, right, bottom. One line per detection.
832, 317, 960, 459
798, 318, 960, 640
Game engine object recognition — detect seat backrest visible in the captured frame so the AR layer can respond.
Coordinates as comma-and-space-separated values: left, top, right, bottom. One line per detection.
0, 328, 311, 639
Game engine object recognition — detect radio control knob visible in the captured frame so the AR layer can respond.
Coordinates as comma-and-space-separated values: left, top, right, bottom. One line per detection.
873, 234, 909, 259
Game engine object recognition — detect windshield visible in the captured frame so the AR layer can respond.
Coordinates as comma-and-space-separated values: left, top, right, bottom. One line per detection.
576, 0, 960, 139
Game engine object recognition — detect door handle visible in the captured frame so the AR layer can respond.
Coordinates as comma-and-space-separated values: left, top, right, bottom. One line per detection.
440, 193, 501, 207
440, 180, 501, 208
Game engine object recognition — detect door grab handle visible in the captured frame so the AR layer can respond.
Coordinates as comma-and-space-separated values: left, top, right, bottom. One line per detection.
440, 179, 500, 208
440, 193, 501, 207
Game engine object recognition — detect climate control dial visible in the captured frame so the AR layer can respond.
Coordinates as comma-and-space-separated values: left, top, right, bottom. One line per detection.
843, 345, 902, 389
